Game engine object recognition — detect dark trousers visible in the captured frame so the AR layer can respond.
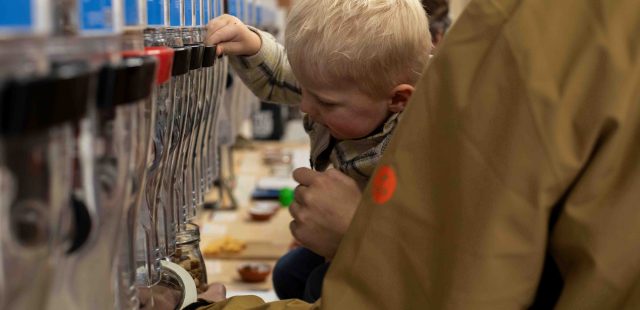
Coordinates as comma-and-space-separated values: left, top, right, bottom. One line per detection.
272, 247, 330, 303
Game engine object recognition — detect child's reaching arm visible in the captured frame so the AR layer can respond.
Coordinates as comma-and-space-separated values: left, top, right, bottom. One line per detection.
206, 14, 302, 105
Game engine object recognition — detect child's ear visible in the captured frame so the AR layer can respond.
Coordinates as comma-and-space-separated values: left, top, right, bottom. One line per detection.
388, 84, 415, 113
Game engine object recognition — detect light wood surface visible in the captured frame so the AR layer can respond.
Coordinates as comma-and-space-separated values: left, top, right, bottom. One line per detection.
198, 141, 308, 292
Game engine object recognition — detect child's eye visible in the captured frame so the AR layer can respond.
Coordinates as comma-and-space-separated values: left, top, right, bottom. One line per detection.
318, 100, 337, 107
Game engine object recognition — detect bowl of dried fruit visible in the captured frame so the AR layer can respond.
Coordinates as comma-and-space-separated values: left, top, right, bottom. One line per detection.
237, 263, 271, 283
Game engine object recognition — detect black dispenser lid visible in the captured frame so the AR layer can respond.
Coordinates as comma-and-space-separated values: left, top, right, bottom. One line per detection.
172, 46, 192, 76
96, 64, 118, 110
97, 56, 156, 110
187, 44, 204, 70
0, 63, 94, 135
202, 46, 216, 68
119, 56, 157, 104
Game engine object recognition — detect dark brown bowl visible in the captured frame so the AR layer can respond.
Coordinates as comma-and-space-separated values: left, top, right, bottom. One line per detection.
248, 203, 278, 222
249, 211, 274, 221
237, 263, 271, 283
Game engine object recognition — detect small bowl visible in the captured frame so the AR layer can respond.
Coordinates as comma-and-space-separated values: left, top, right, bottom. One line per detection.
237, 263, 271, 283
249, 202, 278, 221
249, 211, 274, 221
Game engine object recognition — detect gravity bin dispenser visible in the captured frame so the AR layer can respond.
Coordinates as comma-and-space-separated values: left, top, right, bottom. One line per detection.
0, 0, 286, 307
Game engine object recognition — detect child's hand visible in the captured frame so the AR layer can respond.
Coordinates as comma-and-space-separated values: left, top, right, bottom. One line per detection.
198, 283, 227, 303
205, 14, 262, 57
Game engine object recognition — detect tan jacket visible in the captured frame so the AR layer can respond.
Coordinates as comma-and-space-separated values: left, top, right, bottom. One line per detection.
201, 0, 640, 308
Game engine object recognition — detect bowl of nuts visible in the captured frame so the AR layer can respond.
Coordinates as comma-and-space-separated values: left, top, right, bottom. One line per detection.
237, 263, 271, 283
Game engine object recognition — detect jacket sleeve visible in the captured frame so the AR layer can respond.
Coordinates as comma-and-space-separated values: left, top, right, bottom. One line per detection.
195, 296, 318, 310
321, 0, 640, 309
227, 27, 302, 105
321, 1, 557, 308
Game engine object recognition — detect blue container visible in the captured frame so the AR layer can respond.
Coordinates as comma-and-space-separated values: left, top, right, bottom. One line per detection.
78, 0, 115, 33
170, 0, 181, 26
217, 0, 223, 17
247, 0, 253, 26
195, 0, 201, 26
204, 0, 212, 23
185, 0, 193, 26
125, 0, 141, 26
0, 0, 33, 31
227, 0, 238, 18
255, 4, 262, 27
148, 0, 165, 26
238, 0, 244, 22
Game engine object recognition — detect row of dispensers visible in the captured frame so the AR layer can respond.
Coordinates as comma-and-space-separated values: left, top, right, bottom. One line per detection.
0, 3, 273, 308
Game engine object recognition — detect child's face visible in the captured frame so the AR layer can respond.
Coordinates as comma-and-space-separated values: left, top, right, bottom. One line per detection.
300, 82, 391, 140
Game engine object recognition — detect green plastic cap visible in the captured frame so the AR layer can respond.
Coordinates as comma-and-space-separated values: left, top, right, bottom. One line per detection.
279, 187, 295, 207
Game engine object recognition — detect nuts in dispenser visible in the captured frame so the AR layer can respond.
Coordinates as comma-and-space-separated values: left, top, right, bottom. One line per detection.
171, 227, 209, 293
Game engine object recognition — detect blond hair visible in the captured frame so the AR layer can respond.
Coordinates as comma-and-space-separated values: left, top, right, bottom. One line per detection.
285, 0, 431, 98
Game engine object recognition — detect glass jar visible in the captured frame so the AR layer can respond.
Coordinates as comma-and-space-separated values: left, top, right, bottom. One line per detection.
166, 28, 185, 48
181, 27, 195, 45
196, 46, 216, 206
193, 27, 203, 43
142, 47, 177, 260
206, 55, 228, 192
184, 44, 205, 219
167, 46, 192, 227
171, 224, 208, 293
144, 28, 168, 47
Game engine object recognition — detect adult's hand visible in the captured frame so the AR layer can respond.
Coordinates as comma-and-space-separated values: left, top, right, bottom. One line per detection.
289, 168, 362, 259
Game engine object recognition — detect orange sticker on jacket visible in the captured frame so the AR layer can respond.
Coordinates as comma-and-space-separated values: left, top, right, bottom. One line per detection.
372, 165, 397, 204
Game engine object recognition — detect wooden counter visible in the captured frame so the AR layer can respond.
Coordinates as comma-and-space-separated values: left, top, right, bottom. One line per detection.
198, 141, 309, 293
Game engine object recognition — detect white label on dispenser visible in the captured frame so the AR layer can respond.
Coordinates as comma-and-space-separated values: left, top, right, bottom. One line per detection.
78, 0, 114, 32
113, 0, 123, 32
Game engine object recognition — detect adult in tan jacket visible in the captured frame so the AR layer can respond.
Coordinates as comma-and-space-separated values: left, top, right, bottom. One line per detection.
195, 0, 640, 308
